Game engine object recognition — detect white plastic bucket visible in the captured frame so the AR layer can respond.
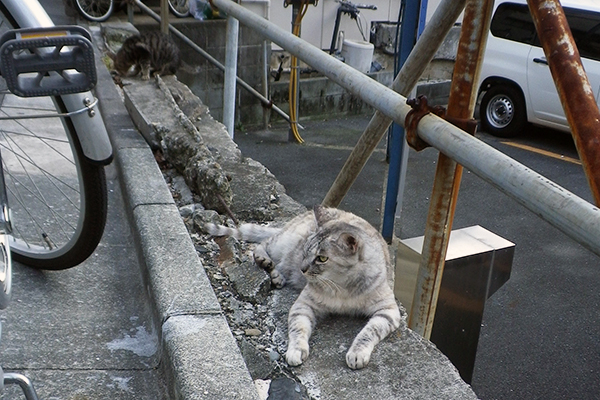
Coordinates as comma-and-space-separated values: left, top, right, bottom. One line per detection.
340, 39, 374, 73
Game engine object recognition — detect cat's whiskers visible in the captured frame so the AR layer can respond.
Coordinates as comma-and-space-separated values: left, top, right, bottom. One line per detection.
315, 275, 342, 294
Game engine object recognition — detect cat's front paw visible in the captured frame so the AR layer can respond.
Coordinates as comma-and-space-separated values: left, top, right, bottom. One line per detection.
286, 343, 309, 367
254, 253, 274, 272
270, 269, 286, 289
346, 347, 372, 370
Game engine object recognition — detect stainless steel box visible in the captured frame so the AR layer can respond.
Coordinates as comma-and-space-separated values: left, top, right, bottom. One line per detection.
395, 225, 514, 382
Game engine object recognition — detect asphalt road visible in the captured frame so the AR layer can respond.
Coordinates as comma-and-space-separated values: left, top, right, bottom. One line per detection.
236, 118, 599, 400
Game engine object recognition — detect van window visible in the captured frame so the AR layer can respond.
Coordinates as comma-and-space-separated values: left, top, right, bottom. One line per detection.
490, 3, 536, 45
565, 9, 600, 62
490, 2, 600, 62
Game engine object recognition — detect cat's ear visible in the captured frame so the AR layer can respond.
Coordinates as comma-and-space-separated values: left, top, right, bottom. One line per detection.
338, 233, 359, 255
313, 205, 335, 226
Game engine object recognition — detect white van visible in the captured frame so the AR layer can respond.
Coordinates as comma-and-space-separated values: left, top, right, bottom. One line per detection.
478, 0, 600, 137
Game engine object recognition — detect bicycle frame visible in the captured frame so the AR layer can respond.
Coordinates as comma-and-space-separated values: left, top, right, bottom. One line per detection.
1, 0, 113, 165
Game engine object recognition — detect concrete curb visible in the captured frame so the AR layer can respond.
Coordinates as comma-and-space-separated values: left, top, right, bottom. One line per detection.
91, 31, 260, 400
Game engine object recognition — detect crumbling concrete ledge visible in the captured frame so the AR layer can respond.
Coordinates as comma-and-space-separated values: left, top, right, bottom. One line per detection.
117, 69, 479, 398
92, 40, 260, 399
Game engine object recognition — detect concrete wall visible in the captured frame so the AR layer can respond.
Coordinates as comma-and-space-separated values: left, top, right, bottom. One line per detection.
269, 70, 393, 123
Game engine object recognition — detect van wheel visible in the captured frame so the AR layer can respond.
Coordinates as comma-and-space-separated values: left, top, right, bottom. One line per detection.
480, 85, 527, 137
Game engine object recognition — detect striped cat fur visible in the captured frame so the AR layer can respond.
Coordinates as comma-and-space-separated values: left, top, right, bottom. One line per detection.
206, 206, 401, 369
114, 31, 181, 80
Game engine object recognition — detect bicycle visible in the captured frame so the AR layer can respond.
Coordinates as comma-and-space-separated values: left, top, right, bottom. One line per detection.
74, 0, 190, 22
0, 0, 113, 396
0, 0, 113, 271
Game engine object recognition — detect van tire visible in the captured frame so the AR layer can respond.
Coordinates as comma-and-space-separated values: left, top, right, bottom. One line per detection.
480, 85, 527, 137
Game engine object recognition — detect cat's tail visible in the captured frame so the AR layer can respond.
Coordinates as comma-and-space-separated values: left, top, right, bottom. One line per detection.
205, 223, 281, 243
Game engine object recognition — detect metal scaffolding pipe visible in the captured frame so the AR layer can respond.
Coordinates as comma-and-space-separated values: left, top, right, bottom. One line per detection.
528, 0, 600, 206
408, 0, 495, 339
133, 0, 295, 127
160, 0, 169, 34
322, 0, 467, 207
210, 0, 600, 258
223, 16, 239, 138
418, 114, 600, 256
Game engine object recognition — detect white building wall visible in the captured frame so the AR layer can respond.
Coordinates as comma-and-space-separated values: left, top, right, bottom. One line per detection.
240, 0, 451, 50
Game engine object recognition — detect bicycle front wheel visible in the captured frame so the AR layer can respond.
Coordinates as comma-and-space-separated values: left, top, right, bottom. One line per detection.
74, 0, 114, 22
0, 93, 108, 270
168, 0, 190, 18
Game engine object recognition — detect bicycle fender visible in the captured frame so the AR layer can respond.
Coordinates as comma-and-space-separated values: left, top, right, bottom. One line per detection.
60, 92, 113, 165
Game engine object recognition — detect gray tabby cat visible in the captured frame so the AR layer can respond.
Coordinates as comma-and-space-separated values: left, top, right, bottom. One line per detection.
114, 31, 181, 80
207, 206, 401, 369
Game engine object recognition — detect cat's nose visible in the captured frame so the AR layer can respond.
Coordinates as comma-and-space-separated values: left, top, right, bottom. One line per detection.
300, 264, 309, 273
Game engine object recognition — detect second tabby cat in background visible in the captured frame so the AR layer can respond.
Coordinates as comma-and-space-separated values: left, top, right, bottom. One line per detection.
113, 31, 181, 80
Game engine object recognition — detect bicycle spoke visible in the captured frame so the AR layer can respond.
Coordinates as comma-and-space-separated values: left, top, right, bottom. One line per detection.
0, 135, 79, 194
2, 157, 78, 243
0, 92, 81, 253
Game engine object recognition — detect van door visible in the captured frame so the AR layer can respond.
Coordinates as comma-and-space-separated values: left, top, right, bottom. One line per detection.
527, 6, 600, 130
582, 57, 600, 112
526, 45, 566, 127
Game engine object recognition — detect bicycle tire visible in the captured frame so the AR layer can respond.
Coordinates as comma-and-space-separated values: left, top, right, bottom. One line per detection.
0, 229, 11, 309
0, 95, 108, 270
0, 5, 109, 270
0, 160, 11, 308
168, 0, 190, 18
73, 0, 114, 22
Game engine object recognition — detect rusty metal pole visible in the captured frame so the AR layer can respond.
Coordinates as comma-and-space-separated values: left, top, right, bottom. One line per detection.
528, 0, 600, 206
408, 0, 495, 339
321, 0, 467, 208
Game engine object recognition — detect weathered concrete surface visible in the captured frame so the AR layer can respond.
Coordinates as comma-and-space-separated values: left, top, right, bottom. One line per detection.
123, 77, 233, 212
124, 72, 305, 223
120, 69, 478, 398
270, 288, 478, 400
164, 76, 307, 222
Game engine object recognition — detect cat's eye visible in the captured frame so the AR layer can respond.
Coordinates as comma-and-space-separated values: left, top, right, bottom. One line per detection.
315, 255, 329, 263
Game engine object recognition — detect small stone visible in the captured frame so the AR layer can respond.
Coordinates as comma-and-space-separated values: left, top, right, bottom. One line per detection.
267, 377, 303, 400
223, 258, 271, 304
192, 209, 223, 232
195, 245, 210, 253
254, 379, 271, 400
268, 350, 280, 361
171, 175, 194, 204
179, 204, 195, 218
245, 328, 261, 336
